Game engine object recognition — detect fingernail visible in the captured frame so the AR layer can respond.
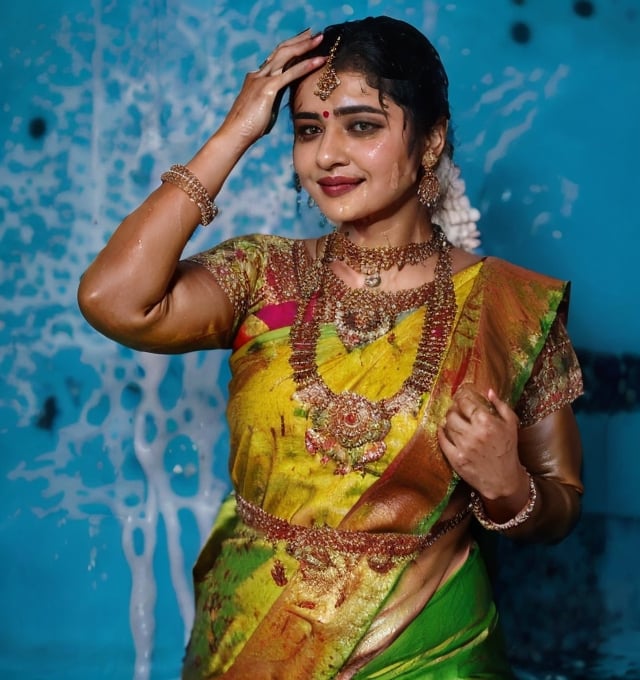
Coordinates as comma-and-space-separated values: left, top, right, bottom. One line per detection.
295, 27, 311, 36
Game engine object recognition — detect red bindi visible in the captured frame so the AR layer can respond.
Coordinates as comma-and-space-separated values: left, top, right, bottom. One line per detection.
322, 110, 330, 118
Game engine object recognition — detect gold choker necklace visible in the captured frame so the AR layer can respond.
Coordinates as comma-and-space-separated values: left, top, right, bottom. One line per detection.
290, 225, 456, 474
325, 229, 441, 287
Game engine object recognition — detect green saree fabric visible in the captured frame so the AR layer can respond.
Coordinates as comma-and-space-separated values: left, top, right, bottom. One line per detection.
353, 547, 514, 679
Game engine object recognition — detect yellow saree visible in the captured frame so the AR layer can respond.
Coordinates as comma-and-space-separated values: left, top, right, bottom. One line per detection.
183, 235, 582, 679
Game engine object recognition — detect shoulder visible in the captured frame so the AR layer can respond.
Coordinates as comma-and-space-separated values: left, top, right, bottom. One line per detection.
480, 256, 567, 292
189, 233, 302, 264
451, 246, 482, 275
216, 232, 297, 253
451, 247, 568, 295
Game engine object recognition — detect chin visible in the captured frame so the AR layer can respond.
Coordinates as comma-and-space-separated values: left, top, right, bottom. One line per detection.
317, 202, 372, 226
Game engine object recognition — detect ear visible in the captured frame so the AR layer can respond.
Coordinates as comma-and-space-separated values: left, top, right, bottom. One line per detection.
422, 119, 448, 159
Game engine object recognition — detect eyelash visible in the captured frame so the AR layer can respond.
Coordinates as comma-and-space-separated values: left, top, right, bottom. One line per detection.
295, 120, 382, 141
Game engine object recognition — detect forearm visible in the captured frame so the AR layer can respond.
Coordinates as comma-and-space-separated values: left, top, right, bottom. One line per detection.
473, 406, 583, 544
77, 130, 250, 347
502, 473, 581, 543
79, 131, 245, 307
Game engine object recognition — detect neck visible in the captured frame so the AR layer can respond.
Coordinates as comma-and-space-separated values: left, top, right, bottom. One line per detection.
336, 201, 434, 248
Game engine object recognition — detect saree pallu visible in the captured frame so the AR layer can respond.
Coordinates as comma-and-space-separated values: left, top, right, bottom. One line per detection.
183, 237, 580, 679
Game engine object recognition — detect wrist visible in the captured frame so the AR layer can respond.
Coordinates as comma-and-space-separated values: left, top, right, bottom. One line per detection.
188, 128, 252, 190
470, 471, 537, 532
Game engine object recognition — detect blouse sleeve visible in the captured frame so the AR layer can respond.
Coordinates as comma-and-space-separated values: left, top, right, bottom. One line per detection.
188, 235, 269, 335
516, 315, 584, 426
500, 315, 584, 544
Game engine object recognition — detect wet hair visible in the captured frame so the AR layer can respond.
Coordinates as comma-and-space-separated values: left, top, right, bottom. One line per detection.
288, 16, 451, 155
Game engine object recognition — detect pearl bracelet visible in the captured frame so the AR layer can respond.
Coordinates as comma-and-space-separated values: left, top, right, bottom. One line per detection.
160, 164, 219, 226
469, 472, 537, 531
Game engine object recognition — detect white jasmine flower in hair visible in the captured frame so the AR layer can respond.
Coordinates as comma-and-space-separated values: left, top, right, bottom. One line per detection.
433, 155, 482, 252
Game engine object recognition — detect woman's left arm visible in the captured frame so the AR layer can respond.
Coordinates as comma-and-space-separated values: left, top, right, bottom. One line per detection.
438, 387, 583, 544
499, 404, 583, 543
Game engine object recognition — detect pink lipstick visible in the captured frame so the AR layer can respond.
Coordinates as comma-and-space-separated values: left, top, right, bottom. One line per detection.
317, 176, 362, 197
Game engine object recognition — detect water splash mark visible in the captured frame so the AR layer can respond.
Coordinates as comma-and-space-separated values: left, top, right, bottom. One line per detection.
2, 1, 324, 678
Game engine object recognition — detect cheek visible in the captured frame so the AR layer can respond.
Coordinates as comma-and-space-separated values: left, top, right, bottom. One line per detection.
387, 160, 419, 190
365, 142, 417, 188
292, 145, 311, 178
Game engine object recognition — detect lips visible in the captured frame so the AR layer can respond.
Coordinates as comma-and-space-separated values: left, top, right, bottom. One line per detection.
317, 176, 363, 197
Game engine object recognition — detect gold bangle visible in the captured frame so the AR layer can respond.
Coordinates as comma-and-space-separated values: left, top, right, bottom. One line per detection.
160, 164, 219, 226
469, 472, 537, 532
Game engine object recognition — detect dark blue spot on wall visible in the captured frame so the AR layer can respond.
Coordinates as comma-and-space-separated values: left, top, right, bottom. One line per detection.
35, 395, 59, 430
28, 116, 47, 139
574, 1, 595, 18
510, 22, 531, 44
574, 348, 640, 413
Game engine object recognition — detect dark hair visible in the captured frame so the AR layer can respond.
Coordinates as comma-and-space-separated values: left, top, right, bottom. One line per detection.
288, 16, 451, 153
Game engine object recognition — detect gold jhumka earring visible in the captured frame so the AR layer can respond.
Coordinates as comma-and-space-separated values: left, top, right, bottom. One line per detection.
417, 150, 440, 208
314, 35, 342, 100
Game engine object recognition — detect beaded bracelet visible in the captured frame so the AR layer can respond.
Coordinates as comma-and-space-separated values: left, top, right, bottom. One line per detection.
160, 164, 219, 226
469, 472, 537, 532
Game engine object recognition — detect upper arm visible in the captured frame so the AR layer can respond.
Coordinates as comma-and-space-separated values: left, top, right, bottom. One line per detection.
79, 258, 237, 353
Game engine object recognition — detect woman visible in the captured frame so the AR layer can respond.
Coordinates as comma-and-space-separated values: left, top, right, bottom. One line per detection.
78, 16, 583, 679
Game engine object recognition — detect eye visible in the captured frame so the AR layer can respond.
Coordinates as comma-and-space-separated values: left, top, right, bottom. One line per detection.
295, 124, 322, 141
349, 120, 382, 135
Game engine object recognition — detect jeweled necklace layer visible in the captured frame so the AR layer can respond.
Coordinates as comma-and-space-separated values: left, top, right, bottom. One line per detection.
290, 225, 457, 474
325, 229, 442, 288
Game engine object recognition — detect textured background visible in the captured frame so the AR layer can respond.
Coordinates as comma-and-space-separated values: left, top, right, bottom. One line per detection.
1, 1, 638, 678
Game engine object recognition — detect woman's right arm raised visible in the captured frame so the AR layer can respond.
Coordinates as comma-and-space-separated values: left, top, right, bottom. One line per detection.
77, 30, 325, 354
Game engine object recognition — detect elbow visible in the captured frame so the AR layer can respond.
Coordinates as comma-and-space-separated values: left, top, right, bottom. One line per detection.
77, 269, 144, 345
77, 270, 106, 330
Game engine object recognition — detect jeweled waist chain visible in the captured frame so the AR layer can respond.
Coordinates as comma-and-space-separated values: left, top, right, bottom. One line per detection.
236, 493, 471, 562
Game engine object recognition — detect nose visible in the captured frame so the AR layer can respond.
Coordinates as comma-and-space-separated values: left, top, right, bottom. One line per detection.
315, 125, 348, 169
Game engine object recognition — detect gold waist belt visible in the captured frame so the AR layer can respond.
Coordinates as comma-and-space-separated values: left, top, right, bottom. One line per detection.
236, 494, 470, 570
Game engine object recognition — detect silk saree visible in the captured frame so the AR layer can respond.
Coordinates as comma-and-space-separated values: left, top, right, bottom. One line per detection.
183, 235, 583, 679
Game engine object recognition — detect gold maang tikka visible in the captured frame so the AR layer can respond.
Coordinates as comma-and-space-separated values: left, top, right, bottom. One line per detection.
314, 35, 342, 100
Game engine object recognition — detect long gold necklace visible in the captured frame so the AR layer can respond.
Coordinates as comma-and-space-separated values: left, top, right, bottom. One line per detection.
290, 226, 456, 474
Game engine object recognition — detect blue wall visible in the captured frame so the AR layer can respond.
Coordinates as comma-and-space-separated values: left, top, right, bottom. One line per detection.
1, 1, 638, 678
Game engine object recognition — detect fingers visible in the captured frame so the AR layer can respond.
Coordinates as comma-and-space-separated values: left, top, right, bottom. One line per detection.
487, 388, 519, 425
451, 385, 498, 424
256, 30, 324, 77
250, 31, 325, 135
221, 30, 326, 143
441, 385, 514, 446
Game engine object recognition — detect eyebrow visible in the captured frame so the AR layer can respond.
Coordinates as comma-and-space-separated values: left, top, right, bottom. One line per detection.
293, 105, 387, 120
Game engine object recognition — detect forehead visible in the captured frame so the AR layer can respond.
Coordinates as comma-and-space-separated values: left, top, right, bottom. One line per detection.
293, 70, 389, 112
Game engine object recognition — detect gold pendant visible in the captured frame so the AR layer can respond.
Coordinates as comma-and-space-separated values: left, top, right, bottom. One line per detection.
304, 392, 391, 473
363, 271, 381, 287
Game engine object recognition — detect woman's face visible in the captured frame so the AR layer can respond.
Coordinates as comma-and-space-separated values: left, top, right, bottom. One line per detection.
292, 70, 423, 227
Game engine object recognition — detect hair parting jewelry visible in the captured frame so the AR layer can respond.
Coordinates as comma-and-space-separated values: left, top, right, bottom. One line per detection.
417, 150, 441, 209
160, 164, 218, 226
314, 35, 342, 101
469, 472, 537, 531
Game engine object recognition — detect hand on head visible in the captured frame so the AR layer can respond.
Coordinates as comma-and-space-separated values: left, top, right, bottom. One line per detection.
220, 30, 326, 143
